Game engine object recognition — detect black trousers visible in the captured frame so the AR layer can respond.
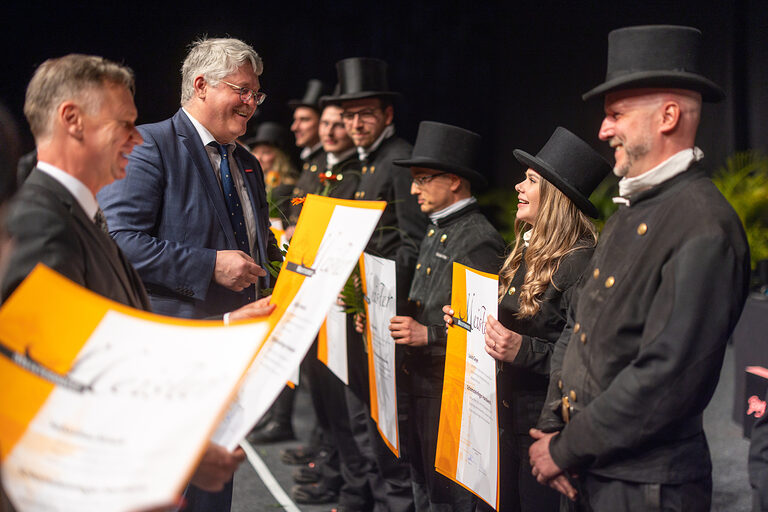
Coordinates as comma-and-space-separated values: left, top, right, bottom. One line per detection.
408, 392, 476, 512
569, 473, 712, 512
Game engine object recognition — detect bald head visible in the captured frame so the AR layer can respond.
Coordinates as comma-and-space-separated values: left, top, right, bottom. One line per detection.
598, 88, 702, 178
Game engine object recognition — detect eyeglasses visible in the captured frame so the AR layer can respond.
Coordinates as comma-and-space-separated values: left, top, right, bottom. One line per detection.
220, 80, 267, 105
412, 172, 448, 186
341, 108, 381, 123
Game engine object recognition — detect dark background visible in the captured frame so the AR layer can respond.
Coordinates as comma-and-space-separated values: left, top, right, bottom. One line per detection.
2, 0, 766, 189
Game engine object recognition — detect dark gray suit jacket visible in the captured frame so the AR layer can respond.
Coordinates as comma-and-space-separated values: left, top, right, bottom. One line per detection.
2, 168, 150, 310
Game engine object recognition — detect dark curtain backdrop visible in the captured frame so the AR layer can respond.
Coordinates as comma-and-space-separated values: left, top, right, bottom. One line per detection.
2, 0, 766, 188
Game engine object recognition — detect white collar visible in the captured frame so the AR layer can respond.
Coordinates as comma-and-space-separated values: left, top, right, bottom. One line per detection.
36, 161, 99, 220
428, 197, 477, 223
327, 147, 357, 167
523, 229, 532, 247
181, 107, 234, 152
357, 124, 395, 161
300, 142, 323, 161
614, 147, 704, 205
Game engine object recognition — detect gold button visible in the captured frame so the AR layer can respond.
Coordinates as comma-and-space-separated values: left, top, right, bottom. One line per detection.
569, 390, 577, 402
605, 276, 615, 288
303, 163, 309, 170
637, 223, 648, 235
580, 333, 586, 344
337, 174, 343, 181
360, 191, 365, 199
416, 300, 422, 308
561, 396, 571, 423
354, 191, 360, 199
502, 400, 510, 408
426, 267, 432, 275
362, 166, 368, 174
310, 164, 317, 172
370, 166, 375, 173
427, 229, 435, 237
558, 379, 563, 390
440, 234, 447, 243
325, 170, 333, 177
574, 322, 581, 333
507, 286, 516, 295
593, 268, 600, 279
416, 263, 422, 270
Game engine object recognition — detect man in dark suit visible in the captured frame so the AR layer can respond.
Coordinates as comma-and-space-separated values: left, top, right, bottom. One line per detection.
336, 56, 427, 512
529, 26, 750, 511
98, 37, 280, 322
1, 54, 257, 511
97, 38, 280, 511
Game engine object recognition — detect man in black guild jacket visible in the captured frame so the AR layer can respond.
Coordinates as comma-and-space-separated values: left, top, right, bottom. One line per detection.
529, 25, 750, 511
389, 121, 505, 512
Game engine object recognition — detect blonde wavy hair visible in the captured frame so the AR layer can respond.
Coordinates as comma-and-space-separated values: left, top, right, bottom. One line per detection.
498, 177, 597, 317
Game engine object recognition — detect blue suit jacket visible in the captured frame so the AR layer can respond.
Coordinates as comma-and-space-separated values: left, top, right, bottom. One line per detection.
98, 109, 277, 319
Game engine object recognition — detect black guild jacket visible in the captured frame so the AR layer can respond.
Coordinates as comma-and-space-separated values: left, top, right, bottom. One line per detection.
404, 201, 506, 398
289, 146, 327, 223
354, 134, 428, 312
288, 150, 361, 224
498, 245, 594, 434
544, 163, 750, 484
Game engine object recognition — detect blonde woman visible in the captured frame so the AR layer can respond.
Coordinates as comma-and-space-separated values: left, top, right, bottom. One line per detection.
446, 127, 610, 511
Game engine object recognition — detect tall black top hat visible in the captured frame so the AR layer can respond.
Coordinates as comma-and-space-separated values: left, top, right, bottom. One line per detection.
583, 25, 724, 102
244, 122, 288, 151
513, 127, 611, 218
318, 84, 342, 109
335, 58, 399, 102
393, 121, 486, 187
287, 79, 329, 111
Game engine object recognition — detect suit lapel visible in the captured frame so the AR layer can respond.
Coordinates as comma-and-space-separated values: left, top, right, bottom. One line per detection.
31, 171, 148, 309
172, 109, 237, 248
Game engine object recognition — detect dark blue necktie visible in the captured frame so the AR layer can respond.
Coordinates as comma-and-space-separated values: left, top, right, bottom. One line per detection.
213, 142, 251, 256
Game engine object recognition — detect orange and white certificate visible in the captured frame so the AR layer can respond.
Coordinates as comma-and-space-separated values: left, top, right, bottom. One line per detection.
213, 195, 385, 449
435, 262, 500, 509
317, 302, 349, 384
360, 252, 399, 456
0, 265, 270, 512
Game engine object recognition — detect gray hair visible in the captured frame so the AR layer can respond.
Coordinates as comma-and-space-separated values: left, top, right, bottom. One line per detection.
180, 37, 263, 105
24, 54, 135, 141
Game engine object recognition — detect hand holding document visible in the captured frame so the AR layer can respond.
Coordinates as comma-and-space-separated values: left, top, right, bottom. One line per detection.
212, 195, 385, 450
0, 265, 270, 512
360, 253, 400, 456
435, 262, 500, 509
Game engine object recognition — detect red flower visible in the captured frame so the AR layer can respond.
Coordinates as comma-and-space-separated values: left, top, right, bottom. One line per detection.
291, 196, 306, 206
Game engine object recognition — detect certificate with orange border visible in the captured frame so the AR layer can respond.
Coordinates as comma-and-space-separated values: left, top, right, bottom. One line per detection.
317, 302, 349, 385
435, 262, 500, 509
360, 252, 399, 457
213, 195, 385, 449
0, 265, 270, 512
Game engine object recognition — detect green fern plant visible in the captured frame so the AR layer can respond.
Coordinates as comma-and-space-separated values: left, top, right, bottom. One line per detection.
712, 151, 768, 269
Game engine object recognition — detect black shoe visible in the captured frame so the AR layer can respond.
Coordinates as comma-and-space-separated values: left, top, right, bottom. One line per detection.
292, 461, 322, 484
246, 421, 295, 444
291, 483, 337, 504
280, 445, 320, 465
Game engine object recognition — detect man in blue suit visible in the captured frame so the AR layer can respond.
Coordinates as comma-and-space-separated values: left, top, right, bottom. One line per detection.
98, 38, 280, 511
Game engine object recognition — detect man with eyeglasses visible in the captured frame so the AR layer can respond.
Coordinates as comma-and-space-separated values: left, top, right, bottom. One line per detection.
390, 121, 504, 512
335, 57, 427, 512
98, 37, 280, 512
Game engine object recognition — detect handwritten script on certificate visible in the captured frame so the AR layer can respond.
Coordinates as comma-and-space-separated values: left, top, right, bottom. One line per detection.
361, 253, 399, 456
435, 263, 499, 508
0, 266, 269, 512
213, 198, 384, 449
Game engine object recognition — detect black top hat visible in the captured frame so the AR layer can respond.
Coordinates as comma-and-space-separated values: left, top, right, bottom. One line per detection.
318, 83, 342, 109
334, 58, 399, 102
393, 121, 486, 187
244, 122, 288, 151
287, 79, 330, 111
583, 25, 724, 102
513, 127, 611, 218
